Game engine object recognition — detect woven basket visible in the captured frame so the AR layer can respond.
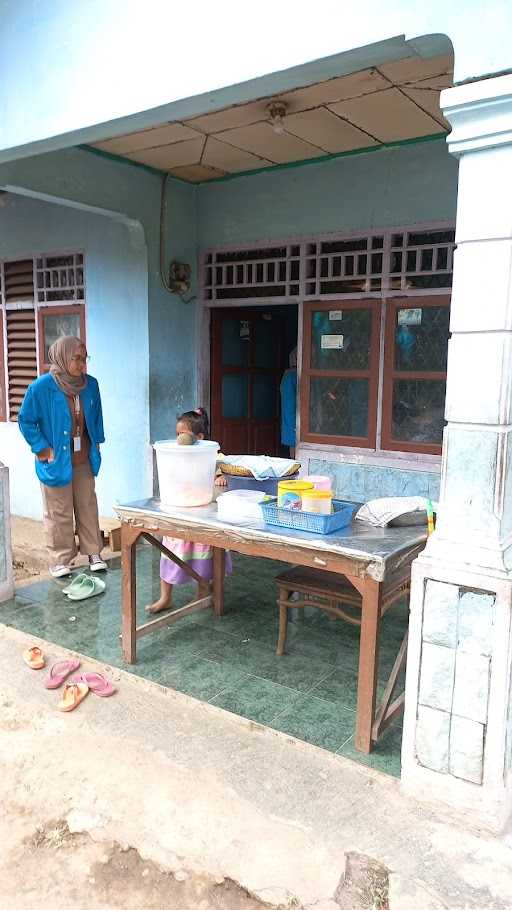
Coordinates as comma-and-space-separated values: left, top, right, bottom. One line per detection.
218, 461, 301, 478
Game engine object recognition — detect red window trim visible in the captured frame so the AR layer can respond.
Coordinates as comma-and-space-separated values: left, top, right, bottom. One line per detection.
37, 304, 86, 374
300, 300, 381, 449
381, 296, 450, 457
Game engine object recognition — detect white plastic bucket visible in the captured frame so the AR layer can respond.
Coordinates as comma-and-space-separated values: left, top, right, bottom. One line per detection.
154, 439, 219, 508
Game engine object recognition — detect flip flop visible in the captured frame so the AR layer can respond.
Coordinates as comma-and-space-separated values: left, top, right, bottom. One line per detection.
23, 646, 46, 669
56, 682, 90, 712
67, 575, 106, 601
62, 573, 90, 596
71, 671, 116, 697
44, 658, 81, 689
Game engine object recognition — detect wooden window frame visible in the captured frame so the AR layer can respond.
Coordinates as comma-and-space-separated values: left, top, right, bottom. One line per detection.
300, 300, 381, 448
381, 296, 450, 456
37, 304, 87, 374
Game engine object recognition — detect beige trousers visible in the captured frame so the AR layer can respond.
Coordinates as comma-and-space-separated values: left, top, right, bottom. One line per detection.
40, 462, 102, 566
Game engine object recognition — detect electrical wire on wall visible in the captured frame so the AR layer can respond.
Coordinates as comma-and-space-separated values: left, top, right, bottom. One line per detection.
159, 173, 196, 304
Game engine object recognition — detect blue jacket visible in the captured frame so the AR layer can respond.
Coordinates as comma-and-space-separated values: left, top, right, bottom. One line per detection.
280, 368, 297, 447
18, 373, 105, 487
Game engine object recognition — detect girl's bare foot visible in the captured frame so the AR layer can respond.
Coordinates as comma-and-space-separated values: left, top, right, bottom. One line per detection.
145, 596, 172, 615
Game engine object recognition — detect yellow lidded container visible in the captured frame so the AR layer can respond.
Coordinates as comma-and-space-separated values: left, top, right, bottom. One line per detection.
277, 480, 314, 510
301, 489, 333, 515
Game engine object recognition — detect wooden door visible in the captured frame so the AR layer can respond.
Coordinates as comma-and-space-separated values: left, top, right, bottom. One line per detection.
211, 308, 286, 455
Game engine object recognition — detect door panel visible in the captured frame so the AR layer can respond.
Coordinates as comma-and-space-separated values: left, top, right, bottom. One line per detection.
211, 308, 287, 455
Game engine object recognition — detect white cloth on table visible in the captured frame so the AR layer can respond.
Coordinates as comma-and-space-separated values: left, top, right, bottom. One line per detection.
355, 496, 438, 528
218, 455, 298, 480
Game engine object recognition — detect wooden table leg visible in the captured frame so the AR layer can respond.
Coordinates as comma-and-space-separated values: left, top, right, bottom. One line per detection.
212, 548, 225, 617
355, 577, 382, 753
121, 524, 141, 663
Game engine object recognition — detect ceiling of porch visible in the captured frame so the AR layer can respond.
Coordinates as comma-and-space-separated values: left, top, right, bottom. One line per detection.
90, 52, 453, 183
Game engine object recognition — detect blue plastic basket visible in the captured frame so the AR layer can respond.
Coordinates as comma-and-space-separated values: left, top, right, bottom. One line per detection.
260, 499, 358, 535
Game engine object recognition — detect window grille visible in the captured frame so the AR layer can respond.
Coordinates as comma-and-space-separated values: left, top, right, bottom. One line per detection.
389, 229, 455, 291
36, 253, 84, 304
0, 251, 86, 421
305, 236, 384, 297
204, 244, 301, 301
202, 225, 456, 303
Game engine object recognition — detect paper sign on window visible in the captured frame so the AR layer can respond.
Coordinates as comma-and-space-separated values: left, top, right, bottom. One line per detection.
321, 334, 344, 350
398, 308, 422, 326
329, 310, 343, 321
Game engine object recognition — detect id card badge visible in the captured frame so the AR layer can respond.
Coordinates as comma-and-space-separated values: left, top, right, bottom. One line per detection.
73, 435, 82, 453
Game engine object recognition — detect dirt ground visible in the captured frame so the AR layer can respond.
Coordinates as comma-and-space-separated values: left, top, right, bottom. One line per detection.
0, 813, 270, 910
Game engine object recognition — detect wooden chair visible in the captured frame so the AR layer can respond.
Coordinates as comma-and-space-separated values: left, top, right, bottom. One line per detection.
275, 566, 409, 655
275, 566, 411, 743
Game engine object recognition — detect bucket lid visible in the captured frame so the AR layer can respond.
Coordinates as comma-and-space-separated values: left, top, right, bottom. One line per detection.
217, 490, 266, 503
278, 480, 314, 491
153, 439, 219, 452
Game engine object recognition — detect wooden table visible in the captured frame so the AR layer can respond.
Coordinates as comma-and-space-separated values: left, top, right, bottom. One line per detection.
115, 499, 426, 753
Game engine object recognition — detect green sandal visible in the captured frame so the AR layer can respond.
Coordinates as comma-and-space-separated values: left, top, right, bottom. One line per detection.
62, 573, 90, 596
67, 575, 106, 601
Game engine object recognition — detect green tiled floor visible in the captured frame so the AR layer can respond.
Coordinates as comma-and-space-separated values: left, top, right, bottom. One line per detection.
1, 547, 406, 777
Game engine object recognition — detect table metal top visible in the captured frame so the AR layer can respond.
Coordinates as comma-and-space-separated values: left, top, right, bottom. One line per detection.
116, 498, 427, 575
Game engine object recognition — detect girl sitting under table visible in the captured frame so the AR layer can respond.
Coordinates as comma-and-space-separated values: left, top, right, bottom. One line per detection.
146, 408, 231, 615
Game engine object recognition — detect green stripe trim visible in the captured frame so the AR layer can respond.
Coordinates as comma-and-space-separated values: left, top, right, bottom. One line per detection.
207, 132, 448, 184
79, 132, 447, 187
77, 143, 190, 184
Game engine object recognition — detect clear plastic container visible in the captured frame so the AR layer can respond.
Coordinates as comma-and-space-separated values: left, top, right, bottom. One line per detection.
301, 489, 333, 514
153, 439, 219, 508
277, 480, 314, 510
217, 489, 266, 524
303, 474, 332, 492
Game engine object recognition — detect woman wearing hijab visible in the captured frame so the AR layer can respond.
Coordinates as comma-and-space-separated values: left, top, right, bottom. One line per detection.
19, 336, 107, 578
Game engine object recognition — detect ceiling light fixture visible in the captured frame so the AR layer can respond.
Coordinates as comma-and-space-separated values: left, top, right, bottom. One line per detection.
267, 101, 288, 135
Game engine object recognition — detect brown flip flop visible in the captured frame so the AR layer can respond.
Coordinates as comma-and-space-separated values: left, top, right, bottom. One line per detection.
56, 682, 90, 712
23, 646, 46, 670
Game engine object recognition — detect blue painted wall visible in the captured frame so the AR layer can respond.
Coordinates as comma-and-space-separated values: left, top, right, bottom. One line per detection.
308, 459, 441, 503
0, 147, 199, 447
197, 139, 458, 247
198, 138, 457, 500
0, 192, 151, 517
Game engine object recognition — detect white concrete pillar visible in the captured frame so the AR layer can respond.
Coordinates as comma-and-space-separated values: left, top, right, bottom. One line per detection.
401, 75, 512, 831
0, 462, 14, 603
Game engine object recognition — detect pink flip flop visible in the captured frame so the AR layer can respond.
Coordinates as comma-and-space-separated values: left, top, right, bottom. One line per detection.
70, 672, 116, 697
44, 658, 81, 689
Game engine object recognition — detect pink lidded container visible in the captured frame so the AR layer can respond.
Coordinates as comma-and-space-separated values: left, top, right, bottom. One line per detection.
303, 475, 332, 492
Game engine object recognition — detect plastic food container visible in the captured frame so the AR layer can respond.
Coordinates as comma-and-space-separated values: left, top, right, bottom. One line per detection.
301, 489, 333, 514
303, 474, 332, 492
154, 439, 219, 508
217, 489, 267, 524
277, 480, 314, 510
225, 472, 299, 496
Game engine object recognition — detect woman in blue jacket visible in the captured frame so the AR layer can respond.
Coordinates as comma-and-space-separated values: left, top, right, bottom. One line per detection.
19, 335, 107, 578
280, 347, 298, 457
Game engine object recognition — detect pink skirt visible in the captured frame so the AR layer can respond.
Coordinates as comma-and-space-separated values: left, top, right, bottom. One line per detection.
160, 536, 232, 586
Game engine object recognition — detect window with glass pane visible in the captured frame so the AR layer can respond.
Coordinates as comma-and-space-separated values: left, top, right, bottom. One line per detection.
37, 305, 86, 374
301, 302, 379, 446
42, 312, 82, 361
382, 298, 450, 454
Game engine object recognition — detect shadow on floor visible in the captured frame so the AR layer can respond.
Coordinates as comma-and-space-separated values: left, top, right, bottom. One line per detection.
2, 547, 405, 776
